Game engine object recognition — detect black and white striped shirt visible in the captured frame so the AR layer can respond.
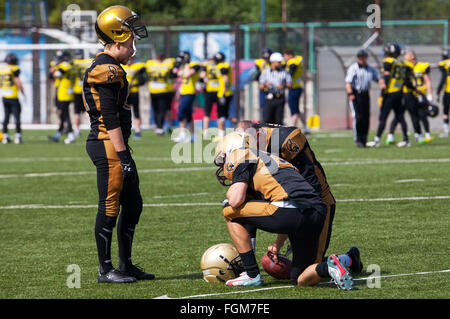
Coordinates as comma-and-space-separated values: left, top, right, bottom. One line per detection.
345, 62, 380, 92
259, 68, 292, 87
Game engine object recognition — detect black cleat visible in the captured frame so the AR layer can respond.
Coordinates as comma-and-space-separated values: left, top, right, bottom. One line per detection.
346, 246, 363, 274
97, 269, 137, 283
120, 264, 155, 281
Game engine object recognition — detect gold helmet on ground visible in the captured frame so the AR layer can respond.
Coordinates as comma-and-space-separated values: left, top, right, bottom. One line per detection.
200, 243, 243, 282
95, 5, 148, 45
213, 131, 255, 186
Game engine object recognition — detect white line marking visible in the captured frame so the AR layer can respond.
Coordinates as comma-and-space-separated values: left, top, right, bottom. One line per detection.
0, 158, 449, 179
1, 195, 450, 210
395, 179, 425, 183
160, 269, 450, 299
0, 166, 215, 179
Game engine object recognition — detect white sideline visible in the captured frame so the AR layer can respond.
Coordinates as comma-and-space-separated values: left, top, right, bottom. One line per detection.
0, 157, 449, 179
0, 195, 450, 210
156, 269, 450, 299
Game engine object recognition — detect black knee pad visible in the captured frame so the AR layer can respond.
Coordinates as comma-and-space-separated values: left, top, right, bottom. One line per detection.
290, 266, 302, 286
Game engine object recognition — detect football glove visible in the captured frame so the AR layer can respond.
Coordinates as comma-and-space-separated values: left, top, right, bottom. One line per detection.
117, 149, 137, 184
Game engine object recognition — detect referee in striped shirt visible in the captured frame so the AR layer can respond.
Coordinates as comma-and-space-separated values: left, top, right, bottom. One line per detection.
259, 52, 292, 125
345, 49, 385, 147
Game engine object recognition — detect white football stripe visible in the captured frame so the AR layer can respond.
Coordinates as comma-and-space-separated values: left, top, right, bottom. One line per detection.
0, 195, 449, 210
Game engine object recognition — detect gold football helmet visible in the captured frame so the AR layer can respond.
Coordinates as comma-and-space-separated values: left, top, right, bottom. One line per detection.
95, 5, 148, 45
200, 243, 243, 282
214, 131, 254, 186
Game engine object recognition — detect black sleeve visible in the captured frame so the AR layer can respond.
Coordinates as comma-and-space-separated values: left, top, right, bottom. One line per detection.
287, 64, 297, 76
97, 83, 121, 131
232, 162, 257, 184
437, 66, 446, 96
383, 62, 392, 73
404, 66, 416, 91
13, 69, 20, 77
192, 65, 201, 72
220, 67, 229, 75
136, 68, 148, 86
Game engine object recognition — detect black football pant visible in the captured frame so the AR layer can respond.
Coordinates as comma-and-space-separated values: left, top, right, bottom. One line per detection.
224, 201, 328, 285
2, 98, 21, 134
263, 97, 285, 125
86, 139, 143, 274
376, 91, 408, 140
56, 100, 73, 133
151, 93, 172, 129
350, 91, 370, 145
390, 93, 422, 135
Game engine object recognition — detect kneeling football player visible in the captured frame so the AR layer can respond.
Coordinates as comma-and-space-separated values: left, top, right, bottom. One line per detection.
84, 5, 153, 283
214, 132, 361, 290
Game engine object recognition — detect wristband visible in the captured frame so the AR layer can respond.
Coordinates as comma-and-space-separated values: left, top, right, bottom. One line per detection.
117, 150, 131, 164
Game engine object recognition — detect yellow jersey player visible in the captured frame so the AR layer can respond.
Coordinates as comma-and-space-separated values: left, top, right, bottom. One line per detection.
72, 50, 93, 139
253, 48, 272, 119
437, 48, 450, 137
122, 57, 147, 138
199, 56, 220, 135
146, 54, 176, 135
283, 49, 309, 133
406, 50, 433, 143
367, 43, 410, 147
84, 5, 153, 283
213, 132, 361, 290
1, 53, 25, 144
172, 51, 201, 143
48, 50, 75, 143
215, 52, 234, 139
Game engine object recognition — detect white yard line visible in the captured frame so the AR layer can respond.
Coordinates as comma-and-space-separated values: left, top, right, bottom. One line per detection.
155, 269, 450, 299
1, 157, 449, 179
1, 195, 450, 210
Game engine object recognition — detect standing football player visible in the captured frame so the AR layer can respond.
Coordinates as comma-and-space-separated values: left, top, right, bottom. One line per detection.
48, 50, 75, 144
367, 43, 410, 147
1, 53, 25, 144
283, 49, 309, 133
437, 48, 450, 137
83, 5, 154, 283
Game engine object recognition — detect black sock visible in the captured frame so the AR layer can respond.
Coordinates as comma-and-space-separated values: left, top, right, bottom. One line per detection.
95, 213, 117, 274
117, 207, 136, 271
240, 250, 259, 278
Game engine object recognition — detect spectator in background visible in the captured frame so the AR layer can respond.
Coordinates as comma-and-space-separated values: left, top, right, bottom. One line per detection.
259, 52, 292, 125
345, 49, 385, 147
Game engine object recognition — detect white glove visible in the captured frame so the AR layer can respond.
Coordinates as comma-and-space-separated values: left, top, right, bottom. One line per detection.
427, 94, 433, 102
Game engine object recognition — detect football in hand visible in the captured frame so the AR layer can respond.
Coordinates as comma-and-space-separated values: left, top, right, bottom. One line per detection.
261, 252, 292, 280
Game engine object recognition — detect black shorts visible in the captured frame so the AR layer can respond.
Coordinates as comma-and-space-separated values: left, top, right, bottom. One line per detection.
55, 100, 71, 110
204, 91, 218, 117
443, 92, 450, 116
218, 95, 232, 120
73, 94, 85, 114
223, 200, 326, 283
127, 92, 140, 119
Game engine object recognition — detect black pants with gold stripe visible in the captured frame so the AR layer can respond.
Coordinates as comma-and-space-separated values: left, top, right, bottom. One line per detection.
86, 139, 143, 274
223, 201, 328, 284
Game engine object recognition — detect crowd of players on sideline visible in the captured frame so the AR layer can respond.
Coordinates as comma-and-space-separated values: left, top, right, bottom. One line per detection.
1, 45, 450, 145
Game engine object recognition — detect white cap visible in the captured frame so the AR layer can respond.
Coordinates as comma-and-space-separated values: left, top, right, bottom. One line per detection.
269, 52, 283, 62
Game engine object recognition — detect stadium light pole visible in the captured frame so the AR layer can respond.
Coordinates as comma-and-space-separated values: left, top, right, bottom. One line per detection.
260, 0, 266, 50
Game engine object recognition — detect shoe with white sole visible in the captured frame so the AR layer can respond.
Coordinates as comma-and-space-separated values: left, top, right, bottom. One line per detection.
366, 140, 380, 148
225, 272, 263, 287
396, 140, 410, 147
327, 254, 354, 291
